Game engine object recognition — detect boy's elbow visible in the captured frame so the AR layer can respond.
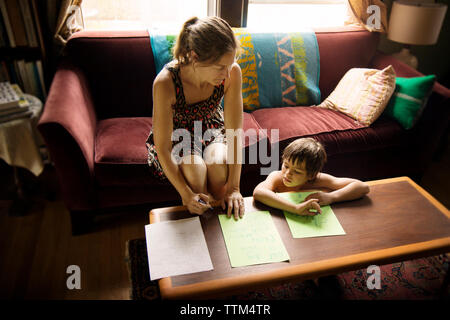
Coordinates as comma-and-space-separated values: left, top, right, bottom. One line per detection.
361, 182, 370, 195
253, 188, 261, 200
253, 187, 266, 201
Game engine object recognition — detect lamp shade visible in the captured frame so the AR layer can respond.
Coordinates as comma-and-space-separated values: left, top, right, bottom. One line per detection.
388, 1, 447, 45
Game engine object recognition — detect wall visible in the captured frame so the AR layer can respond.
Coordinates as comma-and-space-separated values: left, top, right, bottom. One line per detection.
379, 0, 450, 87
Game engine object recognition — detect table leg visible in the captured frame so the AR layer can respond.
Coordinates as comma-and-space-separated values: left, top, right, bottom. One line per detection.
8, 166, 32, 216
439, 257, 450, 299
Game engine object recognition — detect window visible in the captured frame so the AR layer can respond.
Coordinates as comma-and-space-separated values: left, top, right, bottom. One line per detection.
246, 0, 348, 31
81, 0, 209, 33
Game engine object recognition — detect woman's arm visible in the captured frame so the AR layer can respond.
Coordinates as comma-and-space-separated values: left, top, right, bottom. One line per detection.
223, 63, 245, 219
152, 73, 210, 214
305, 173, 370, 205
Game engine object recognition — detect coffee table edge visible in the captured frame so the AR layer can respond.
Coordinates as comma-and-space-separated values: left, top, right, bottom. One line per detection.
158, 236, 450, 299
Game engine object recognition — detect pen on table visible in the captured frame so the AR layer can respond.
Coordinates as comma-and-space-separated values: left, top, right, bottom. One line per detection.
310, 209, 319, 227
198, 198, 213, 210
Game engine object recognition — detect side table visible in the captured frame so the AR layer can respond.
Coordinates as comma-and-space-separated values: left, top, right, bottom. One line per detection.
0, 94, 45, 215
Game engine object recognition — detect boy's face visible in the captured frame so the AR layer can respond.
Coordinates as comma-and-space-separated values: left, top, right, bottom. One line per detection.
281, 158, 311, 187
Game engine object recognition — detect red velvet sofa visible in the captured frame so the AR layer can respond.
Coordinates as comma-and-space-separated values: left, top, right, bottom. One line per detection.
38, 28, 450, 234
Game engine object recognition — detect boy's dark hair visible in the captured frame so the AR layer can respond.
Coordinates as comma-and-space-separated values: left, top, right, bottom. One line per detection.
282, 138, 327, 181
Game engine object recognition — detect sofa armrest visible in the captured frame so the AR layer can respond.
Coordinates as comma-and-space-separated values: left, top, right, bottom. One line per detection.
38, 64, 97, 211
370, 51, 450, 98
370, 51, 450, 176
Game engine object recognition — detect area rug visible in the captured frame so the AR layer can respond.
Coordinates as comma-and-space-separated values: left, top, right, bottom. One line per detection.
125, 238, 449, 300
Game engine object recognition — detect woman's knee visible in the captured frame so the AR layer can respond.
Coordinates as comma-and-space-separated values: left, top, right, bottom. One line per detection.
203, 143, 227, 165
180, 155, 207, 191
207, 162, 228, 181
206, 163, 228, 200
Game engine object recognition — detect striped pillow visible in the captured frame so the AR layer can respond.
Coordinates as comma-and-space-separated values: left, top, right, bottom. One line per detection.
318, 65, 396, 126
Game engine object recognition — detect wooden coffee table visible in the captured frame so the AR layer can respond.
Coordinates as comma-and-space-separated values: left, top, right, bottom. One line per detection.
149, 177, 450, 299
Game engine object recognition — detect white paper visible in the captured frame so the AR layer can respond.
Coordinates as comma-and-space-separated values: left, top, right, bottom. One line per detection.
145, 216, 213, 280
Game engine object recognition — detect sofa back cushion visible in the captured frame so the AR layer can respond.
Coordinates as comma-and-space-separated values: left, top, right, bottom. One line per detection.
315, 28, 379, 99
65, 28, 379, 119
66, 31, 156, 119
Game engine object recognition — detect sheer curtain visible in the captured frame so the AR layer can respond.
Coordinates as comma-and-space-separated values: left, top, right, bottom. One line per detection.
345, 0, 388, 33
54, 0, 84, 45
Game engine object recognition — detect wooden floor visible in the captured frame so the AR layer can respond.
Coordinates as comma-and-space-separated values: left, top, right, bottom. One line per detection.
0, 137, 449, 299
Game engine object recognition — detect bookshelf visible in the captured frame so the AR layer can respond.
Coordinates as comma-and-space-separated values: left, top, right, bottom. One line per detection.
0, 0, 47, 102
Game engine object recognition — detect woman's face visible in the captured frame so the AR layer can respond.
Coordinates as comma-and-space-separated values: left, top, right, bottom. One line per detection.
195, 50, 237, 86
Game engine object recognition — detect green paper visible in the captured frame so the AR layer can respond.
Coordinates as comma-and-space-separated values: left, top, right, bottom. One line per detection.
218, 211, 290, 268
278, 191, 346, 238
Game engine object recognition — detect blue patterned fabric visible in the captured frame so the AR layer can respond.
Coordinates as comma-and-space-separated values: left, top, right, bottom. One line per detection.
149, 29, 321, 111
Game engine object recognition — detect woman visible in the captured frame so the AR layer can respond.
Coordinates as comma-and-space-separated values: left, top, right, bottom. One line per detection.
146, 16, 245, 220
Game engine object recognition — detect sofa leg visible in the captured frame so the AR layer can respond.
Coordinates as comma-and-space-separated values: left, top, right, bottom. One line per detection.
70, 210, 95, 236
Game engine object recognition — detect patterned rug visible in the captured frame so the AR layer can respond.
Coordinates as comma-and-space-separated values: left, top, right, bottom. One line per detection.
125, 238, 449, 300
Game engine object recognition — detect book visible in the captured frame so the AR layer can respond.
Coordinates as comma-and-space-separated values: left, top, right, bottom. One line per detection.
5, 61, 18, 84
30, 0, 45, 60
4, 0, 28, 47
35, 60, 46, 98
0, 61, 10, 82
18, 0, 38, 47
0, 81, 19, 109
0, 82, 30, 110
25, 61, 39, 97
0, 82, 30, 123
0, 0, 15, 47
0, 10, 8, 47
0, 109, 32, 123
11, 83, 30, 107
16, 59, 32, 94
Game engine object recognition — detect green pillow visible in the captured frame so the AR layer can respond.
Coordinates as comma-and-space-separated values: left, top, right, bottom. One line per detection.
384, 75, 436, 129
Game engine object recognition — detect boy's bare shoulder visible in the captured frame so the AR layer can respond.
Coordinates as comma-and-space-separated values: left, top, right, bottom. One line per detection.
267, 170, 286, 192
303, 172, 333, 189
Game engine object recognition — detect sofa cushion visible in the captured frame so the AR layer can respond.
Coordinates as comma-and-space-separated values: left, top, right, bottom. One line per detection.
318, 65, 396, 125
251, 106, 405, 157
315, 29, 379, 99
67, 31, 156, 119
233, 30, 321, 111
94, 117, 160, 187
384, 75, 436, 130
252, 106, 365, 142
94, 113, 267, 187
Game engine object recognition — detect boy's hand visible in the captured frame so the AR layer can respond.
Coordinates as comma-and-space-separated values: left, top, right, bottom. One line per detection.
305, 191, 333, 206
294, 199, 321, 216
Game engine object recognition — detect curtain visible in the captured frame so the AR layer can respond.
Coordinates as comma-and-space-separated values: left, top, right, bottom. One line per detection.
345, 0, 388, 33
54, 0, 84, 45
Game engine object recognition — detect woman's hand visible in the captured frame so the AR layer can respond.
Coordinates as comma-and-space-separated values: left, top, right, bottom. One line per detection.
183, 193, 212, 215
305, 191, 333, 206
221, 190, 245, 220
294, 198, 322, 216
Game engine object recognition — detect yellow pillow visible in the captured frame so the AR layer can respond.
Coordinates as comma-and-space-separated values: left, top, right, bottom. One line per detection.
318, 65, 396, 126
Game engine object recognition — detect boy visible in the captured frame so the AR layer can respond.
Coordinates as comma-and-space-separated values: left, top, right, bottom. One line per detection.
253, 138, 370, 216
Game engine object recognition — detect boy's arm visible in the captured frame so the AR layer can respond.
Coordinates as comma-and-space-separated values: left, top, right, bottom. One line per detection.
305, 173, 370, 205
253, 171, 320, 216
